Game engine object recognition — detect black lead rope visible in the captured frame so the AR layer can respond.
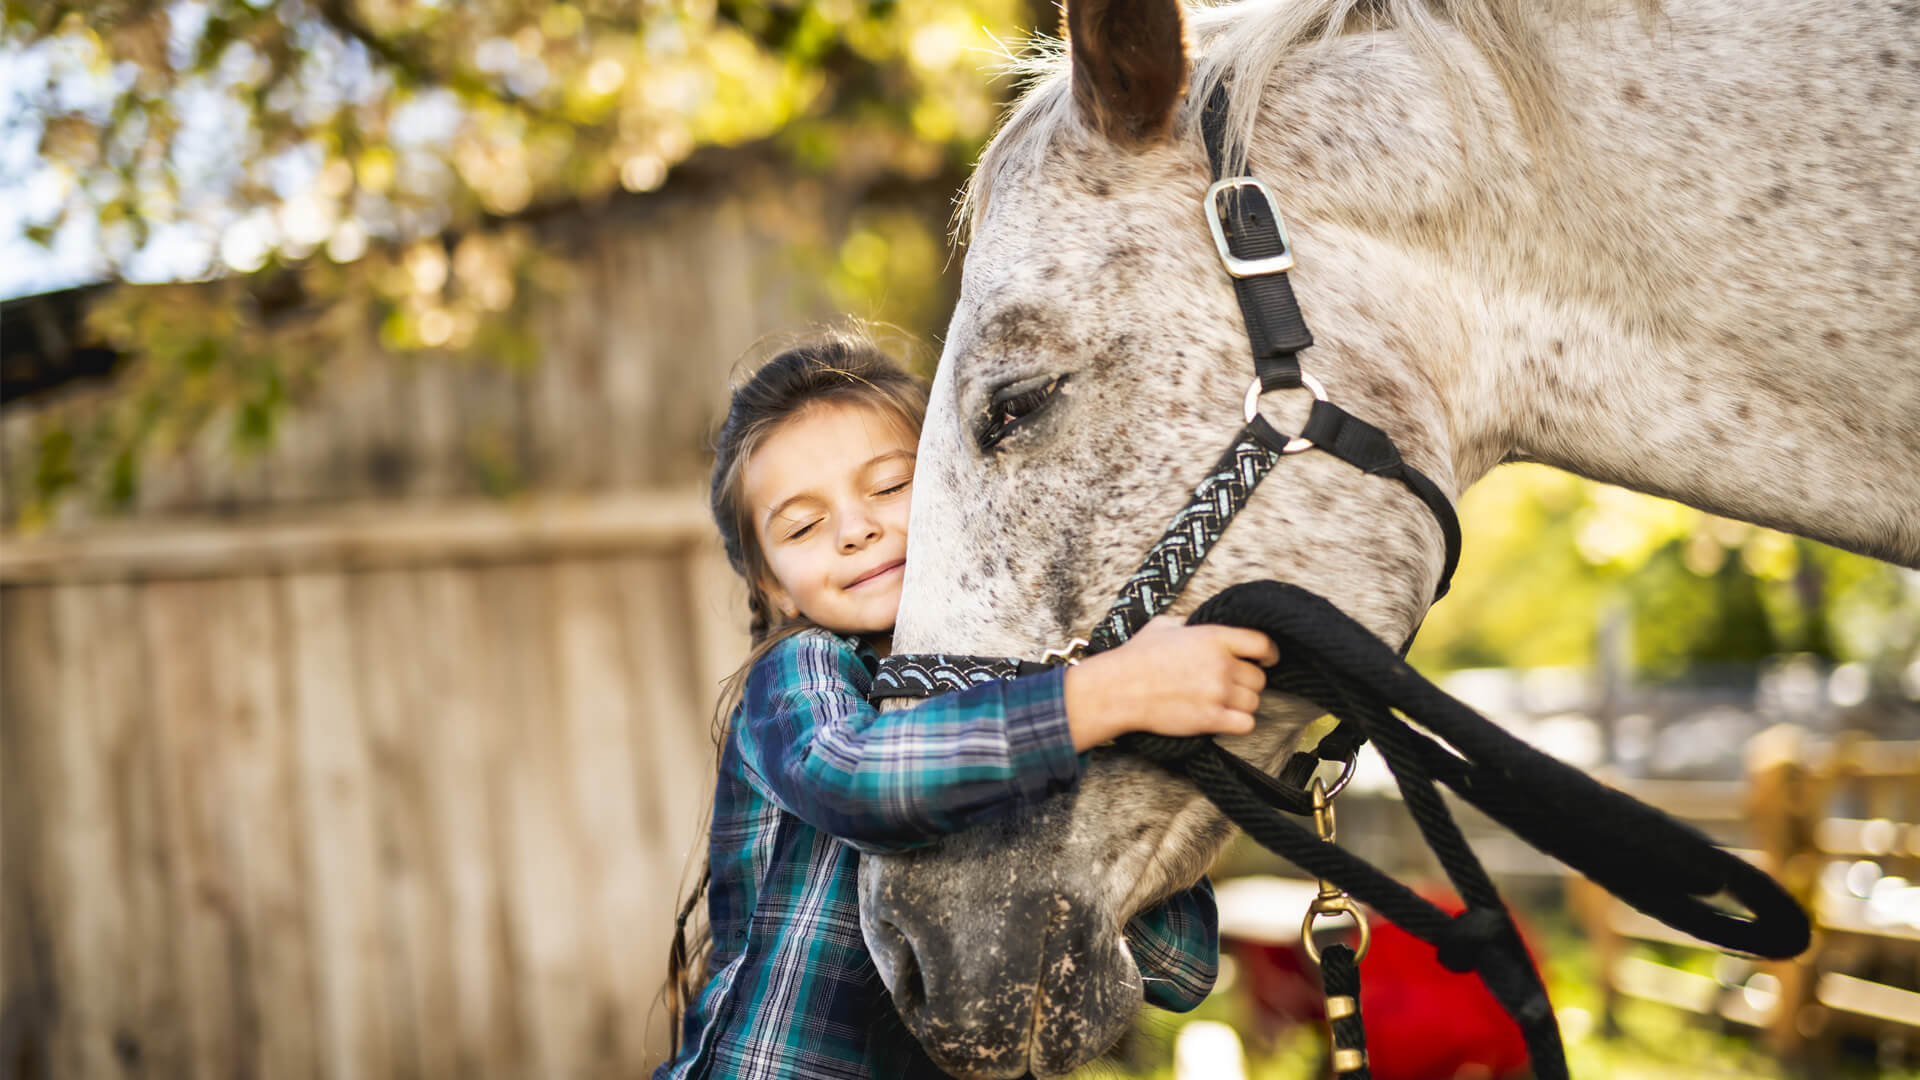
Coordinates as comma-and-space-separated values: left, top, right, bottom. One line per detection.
1118, 581, 1811, 1080
1320, 944, 1371, 1078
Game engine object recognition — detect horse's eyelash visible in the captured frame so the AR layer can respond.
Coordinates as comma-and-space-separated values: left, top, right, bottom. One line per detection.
993, 387, 1049, 424
978, 375, 1067, 450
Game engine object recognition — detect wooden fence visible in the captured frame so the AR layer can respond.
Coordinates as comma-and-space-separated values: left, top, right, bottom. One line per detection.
1, 493, 747, 1078
0, 173, 947, 1076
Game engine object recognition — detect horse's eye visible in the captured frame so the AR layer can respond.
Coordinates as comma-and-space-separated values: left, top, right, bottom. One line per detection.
978, 373, 1067, 451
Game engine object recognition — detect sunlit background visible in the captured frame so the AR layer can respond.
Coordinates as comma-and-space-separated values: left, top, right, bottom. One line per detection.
2, 2, 1916, 1078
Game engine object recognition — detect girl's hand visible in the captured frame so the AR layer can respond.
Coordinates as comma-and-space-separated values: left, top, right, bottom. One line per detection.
1062, 616, 1279, 751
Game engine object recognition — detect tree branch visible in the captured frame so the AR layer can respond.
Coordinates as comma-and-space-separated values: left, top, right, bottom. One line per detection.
310, 0, 537, 109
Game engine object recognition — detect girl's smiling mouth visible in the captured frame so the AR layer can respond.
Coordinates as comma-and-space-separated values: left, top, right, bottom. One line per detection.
846, 559, 905, 589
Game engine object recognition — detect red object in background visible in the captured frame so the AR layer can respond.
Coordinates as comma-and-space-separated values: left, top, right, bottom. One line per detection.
1226, 890, 1534, 1080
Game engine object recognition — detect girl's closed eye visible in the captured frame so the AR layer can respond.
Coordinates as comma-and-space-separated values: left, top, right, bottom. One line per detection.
785, 517, 822, 541
875, 478, 911, 497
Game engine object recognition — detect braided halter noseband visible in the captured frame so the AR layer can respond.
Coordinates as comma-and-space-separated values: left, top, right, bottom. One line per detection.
871, 83, 1809, 1080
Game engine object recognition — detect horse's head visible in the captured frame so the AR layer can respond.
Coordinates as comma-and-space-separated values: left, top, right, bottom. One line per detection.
858, 0, 1471, 1075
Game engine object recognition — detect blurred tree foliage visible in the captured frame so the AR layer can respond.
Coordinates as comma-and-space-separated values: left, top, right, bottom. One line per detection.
1407, 464, 1920, 681
3, 0, 1034, 522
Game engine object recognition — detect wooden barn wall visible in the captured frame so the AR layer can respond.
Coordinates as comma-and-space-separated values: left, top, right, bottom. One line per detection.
0, 177, 912, 1076
1, 529, 748, 1078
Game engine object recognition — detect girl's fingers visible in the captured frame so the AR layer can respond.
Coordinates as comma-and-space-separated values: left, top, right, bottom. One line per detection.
1230, 660, 1267, 692
1227, 685, 1261, 714
1214, 627, 1280, 666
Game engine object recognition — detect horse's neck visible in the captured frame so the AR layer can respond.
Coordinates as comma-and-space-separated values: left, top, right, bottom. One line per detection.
1475, 289, 1920, 568
1262, 0, 1920, 566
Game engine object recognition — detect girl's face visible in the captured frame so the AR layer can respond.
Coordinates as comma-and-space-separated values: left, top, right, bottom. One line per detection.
743, 400, 917, 636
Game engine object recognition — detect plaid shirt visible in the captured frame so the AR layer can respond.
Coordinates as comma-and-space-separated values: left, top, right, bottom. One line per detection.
657, 628, 1218, 1080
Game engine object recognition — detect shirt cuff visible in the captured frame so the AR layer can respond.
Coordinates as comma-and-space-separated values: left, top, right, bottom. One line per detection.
1004, 665, 1082, 802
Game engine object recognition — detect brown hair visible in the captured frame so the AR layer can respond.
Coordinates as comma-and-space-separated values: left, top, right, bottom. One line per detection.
662, 331, 929, 1056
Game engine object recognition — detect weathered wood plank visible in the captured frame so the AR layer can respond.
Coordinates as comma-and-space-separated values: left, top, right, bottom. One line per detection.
406, 355, 464, 499
528, 260, 610, 492
414, 566, 525, 1074
284, 572, 394, 1080
347, 569, 454, 1080
211, 576, 321, 1080
701, 199, 774, 396
263, 363, 337, 507
598, 241, 651, 491
551, 560, 650, 1073
42, 583, 176, 1077
642, 207, 732, 488
142, 579, 245, 1077
480, 563, 595, 1079
41, 584, 101, 1079
329, 327, 411, 502
107, 578, 187, 1075
619, 555, 723, 1069
448, 341, 534, 501
0, 404, 37, 528
1, 586, 61, 1075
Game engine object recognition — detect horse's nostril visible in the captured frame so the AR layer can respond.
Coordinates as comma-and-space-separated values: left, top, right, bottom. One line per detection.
875, 918, 927, 1013
897, 951, 926, 1014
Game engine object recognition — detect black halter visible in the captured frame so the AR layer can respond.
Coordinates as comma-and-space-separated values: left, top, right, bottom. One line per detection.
871, 83, 1809, 1080
871, 82, 1460, 801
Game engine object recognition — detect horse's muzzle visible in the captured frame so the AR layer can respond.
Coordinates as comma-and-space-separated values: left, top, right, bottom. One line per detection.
859, 836, 1141, 1079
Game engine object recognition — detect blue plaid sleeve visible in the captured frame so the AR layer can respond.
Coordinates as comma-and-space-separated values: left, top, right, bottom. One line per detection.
733, 630, 1083, 853
1125, 877, 1219, 1012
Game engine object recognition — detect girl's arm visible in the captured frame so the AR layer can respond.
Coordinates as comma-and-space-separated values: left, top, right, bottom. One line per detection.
1124, 878, 1220, 1012
733, 630, 1081, 853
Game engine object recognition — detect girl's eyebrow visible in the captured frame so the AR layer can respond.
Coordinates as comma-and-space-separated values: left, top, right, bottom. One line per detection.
863, 449, 915, 471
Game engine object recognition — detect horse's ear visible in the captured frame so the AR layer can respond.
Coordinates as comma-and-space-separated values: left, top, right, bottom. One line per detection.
1065, 0, 1189, 146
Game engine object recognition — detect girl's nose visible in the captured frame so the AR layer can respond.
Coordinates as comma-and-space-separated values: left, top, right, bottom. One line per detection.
839, 511, 881, 552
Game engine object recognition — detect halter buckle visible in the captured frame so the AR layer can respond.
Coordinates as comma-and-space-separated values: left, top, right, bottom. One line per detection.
1206, 177, 1296, 277
1041, 637, 1089, 667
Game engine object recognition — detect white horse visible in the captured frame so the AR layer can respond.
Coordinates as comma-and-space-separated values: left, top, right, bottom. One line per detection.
860, 0, 1920, 1075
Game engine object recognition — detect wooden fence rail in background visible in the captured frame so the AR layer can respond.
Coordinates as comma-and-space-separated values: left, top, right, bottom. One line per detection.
0, 491, 747, 1078
1573, 728, 1920, 1068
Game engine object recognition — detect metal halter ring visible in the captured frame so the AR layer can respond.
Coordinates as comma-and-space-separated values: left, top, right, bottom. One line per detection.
1242, 371, 1327, 452
1302, 894, 1372, 965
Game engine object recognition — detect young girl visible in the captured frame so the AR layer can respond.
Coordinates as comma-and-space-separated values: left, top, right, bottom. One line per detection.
658, 336, 1278, 1079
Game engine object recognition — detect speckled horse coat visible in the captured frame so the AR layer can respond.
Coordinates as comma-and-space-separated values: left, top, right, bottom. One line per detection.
857, 0, 1920, 1075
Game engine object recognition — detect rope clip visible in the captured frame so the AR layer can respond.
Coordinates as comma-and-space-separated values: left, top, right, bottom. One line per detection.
1301, 779, 1372, 965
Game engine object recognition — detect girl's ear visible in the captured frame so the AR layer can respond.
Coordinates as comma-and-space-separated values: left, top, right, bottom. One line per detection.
761, 577, 799, 621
